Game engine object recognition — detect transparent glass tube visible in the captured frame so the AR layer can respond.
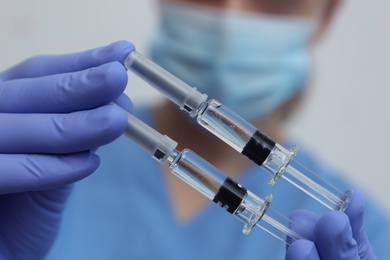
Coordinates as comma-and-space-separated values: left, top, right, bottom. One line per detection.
257, 207, 304, 244
196, 99, 256, 152
168, 149, 225, 200
124, 51, 353, 212
168, 148, 304, 243
197, 99, 353, 211
263, 144, 354, 211
122, 104, 306, 243
122, 105, 304, 242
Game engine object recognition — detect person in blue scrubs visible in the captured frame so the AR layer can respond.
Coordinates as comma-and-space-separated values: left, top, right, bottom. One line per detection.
1, 0, 389, 259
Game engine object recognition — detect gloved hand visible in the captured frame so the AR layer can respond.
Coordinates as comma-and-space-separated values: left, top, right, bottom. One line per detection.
285, 191, 376, 259
0, 41, 134, 259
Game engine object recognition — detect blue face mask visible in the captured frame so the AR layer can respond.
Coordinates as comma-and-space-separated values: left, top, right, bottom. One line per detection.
150, 2, 315, 121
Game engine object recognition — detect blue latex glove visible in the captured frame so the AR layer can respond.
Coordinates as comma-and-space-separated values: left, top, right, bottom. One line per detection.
285, 191, 376, 259
0, 41, 134, 259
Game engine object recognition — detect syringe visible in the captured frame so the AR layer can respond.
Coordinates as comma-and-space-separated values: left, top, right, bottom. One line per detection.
124, 51, 353, 211
123, 108, 304, 244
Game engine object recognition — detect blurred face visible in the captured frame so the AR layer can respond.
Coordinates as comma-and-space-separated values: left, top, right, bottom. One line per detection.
169, 0, 327, 17
153, 0, 341, 122
168, 0, 338, 41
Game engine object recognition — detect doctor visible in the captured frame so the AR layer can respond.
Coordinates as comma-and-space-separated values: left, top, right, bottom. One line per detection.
0, 0, 389, 259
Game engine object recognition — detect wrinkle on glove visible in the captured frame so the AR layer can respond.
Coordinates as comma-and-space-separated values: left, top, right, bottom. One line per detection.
0, 61, 128, 113
0, 105, 128, 154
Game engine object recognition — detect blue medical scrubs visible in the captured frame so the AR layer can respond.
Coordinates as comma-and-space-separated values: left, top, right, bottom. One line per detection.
46, 108, 390, 259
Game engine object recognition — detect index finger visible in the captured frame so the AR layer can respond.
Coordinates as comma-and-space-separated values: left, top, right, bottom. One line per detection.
0, 40, 135, 81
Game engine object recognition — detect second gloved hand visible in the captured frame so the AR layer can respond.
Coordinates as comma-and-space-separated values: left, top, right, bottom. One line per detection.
285, 191, 376, 259
0, 41, 134, 259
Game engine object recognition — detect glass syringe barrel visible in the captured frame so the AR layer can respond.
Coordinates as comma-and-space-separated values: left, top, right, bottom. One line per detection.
123, 109, 304, 243
169, 149, 303, 242
124, 51, 274, 166
197, 99, 275, 166
124, 51, 353, 212
198, 100, 353, 211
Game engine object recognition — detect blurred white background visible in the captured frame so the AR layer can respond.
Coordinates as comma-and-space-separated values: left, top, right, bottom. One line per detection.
0, 0, 389, 213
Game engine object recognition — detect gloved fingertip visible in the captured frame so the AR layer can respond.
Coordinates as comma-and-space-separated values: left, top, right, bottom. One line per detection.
114, 94, 133, 113
69, 151, 100, 177
286, 240, 319, 260
315, 211, 351, 239
343, 190, 376, 258
104, 61, 128, 93
88, 151, 101, 171
314, 211, 359, 259
77, 62, 128, 106
61, 151, 101, 183
96, 104, 129, 139
345, 190, 365, 221
289, 209, 318, 241
66, 151, 100, 173
99, 40, 136, 64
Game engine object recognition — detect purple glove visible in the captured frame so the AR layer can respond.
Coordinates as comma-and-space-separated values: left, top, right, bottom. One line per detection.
285, 191, 376, 259
0, 41, 134, 258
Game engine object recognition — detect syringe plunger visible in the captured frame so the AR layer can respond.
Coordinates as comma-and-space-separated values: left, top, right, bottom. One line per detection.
124, 112, 177, 164
124, 51, 207, 117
